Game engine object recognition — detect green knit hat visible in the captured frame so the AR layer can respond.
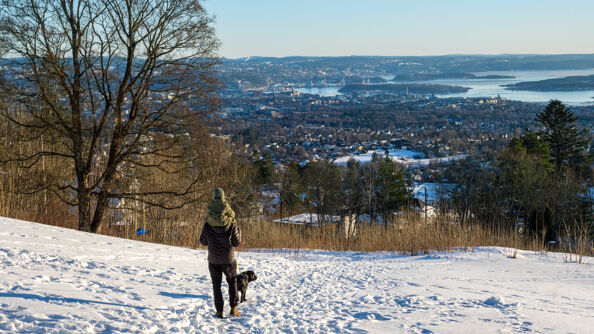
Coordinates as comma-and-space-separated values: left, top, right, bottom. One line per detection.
214, 188, 225, 200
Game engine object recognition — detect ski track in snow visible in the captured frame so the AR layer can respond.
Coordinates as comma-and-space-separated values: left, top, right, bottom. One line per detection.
0, 217, 593, 333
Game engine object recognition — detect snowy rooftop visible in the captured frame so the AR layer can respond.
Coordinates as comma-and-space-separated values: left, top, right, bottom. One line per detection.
1, 217, 593, 333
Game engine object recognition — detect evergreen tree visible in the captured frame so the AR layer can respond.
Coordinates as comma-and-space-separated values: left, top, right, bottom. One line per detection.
536, 100, 588, 171
280, 162, 303, 218
254, 153, 275, 188
499, 137, 555, 236
508, 131, 551, 164
376, 157, 409, 225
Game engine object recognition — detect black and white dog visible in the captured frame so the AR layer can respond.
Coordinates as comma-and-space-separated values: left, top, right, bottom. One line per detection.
236, 270, 257, 303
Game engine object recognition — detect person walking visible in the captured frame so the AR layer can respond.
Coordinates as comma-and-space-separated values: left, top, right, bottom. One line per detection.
200, 188, 242, 318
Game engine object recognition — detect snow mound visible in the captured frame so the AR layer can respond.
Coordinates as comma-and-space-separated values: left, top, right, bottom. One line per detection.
1, 217, 593, 333
483, 295, 505, 306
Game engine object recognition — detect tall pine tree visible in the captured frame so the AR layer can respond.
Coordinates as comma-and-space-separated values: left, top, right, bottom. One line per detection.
536, 100, 588, 171
377, 157, 409, 225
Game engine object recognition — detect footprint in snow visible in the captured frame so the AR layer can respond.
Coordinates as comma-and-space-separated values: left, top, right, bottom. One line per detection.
352, 312, 391, 321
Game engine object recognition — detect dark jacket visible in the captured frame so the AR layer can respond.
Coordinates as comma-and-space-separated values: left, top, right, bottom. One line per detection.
200, 222, 241, 264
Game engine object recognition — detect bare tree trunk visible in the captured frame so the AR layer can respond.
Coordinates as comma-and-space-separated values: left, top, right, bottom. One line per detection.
78, 187, 92, 232
90, 193, 110, 233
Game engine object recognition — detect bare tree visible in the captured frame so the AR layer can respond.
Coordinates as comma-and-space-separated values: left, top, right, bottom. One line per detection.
0, 0, 220, 232
303, 160, 342, 225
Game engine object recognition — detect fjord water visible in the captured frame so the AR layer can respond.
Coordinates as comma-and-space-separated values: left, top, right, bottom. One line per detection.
435, 68, 594, 105
299, 68, 594, 105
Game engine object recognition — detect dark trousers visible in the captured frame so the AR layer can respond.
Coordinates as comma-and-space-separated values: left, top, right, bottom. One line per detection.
208, 262, 239, 312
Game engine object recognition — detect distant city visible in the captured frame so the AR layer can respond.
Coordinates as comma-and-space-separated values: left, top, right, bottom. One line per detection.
213, 55, 594, 188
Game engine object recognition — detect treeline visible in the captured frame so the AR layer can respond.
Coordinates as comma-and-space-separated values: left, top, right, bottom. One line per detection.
235, 151, 414, 225
251, 100, 593, 243
274, 155, 411, 224
444, 100, 592, 241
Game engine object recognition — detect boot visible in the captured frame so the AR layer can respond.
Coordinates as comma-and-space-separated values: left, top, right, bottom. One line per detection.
229, 306, 241, 317
215, 311, 224, 319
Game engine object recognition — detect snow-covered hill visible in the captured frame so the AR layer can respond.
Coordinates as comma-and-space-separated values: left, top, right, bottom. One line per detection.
0, 217, 592, 333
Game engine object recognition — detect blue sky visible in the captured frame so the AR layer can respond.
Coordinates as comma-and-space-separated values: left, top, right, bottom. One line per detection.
204, 0, 594, 58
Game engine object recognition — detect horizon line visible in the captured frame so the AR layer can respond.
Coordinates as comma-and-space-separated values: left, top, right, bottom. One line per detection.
220, 52, 594, 60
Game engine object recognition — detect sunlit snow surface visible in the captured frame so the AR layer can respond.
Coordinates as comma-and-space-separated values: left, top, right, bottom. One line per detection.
0, 217, 593, 333
334, 149, 467, 166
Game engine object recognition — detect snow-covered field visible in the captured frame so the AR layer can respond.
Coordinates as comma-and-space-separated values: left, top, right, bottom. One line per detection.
273, 213, 341, 226
410, 183, 455, 205
1, 217, 593, 333
334, 149, 467, 166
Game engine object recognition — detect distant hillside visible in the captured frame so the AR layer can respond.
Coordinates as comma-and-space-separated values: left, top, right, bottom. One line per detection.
221, 54, 594, 73
504, 74, 594, 91
345, 76, 387, 84
339, 83, 470, 95
216, 54, 593, 89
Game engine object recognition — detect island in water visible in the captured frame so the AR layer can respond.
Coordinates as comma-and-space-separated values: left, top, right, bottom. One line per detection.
338, 83, 470, 95
474, 74, 516, 80
505, 74, 594, 91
